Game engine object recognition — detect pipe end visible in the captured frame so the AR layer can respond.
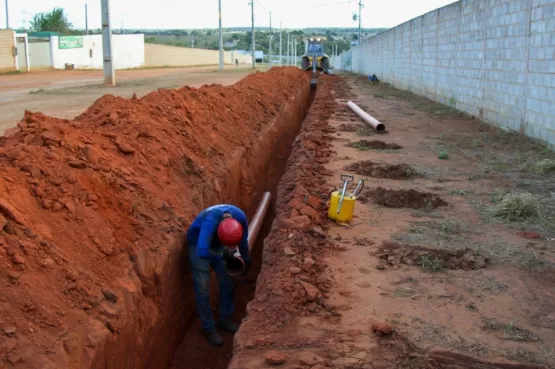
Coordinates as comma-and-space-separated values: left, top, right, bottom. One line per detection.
225, 257, 246, 277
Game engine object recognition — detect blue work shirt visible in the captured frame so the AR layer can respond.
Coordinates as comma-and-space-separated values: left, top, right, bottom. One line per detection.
186, 204, 250, 263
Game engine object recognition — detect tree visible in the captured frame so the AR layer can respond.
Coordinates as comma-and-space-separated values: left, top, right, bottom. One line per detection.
30, 8, 73, 34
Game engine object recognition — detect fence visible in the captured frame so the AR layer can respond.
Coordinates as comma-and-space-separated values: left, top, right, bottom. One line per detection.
347, 0, 555, 147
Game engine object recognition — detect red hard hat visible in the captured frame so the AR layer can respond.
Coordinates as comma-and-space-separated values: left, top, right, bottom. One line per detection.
217, 218, 243, 246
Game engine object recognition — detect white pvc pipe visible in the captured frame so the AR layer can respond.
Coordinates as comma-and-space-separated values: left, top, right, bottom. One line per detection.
347, 101, 386, 132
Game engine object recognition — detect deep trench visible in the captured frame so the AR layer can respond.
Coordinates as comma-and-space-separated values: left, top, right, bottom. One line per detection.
167, 87, 317, 369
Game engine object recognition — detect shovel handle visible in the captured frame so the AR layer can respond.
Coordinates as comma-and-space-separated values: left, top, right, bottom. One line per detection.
351, 179, 365, 197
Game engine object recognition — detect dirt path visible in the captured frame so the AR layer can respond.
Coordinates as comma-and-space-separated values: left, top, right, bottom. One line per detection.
318, 75, 555, 367
0, 66, 257, 135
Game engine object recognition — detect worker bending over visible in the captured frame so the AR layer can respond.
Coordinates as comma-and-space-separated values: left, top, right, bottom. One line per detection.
186, 204, 251, 346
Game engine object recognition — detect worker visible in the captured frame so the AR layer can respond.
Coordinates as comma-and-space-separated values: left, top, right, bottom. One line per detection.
186, 204, 251, 346
235, 58, 239, 67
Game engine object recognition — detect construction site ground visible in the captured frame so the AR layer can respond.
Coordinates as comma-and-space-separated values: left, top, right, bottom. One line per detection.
229, 75, 555, 369
0, 65, 258, 135
1, 67, 554, 369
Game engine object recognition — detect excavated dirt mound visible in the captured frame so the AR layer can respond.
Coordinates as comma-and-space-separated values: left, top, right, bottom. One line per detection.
346, 139, 402, 150
371, 187, 448, 209
345, 160, 415, 179
0, 67, 311, 369
337, 123, 359, 131
377, 241, 489, 271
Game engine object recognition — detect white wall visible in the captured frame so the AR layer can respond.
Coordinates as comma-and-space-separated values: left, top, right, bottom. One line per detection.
50, 34, 144, 70
145, 43, 252, 67
350, 0, 555, 148
28, 41, 52, 69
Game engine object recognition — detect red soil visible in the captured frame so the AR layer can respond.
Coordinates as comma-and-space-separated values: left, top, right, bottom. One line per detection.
0, 67, 310, 369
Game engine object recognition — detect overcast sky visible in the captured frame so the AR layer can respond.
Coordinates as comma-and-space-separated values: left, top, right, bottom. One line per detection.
3, 0, 457, 30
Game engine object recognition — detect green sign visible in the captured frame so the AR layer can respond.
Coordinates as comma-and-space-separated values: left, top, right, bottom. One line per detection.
58, 36, 84, 49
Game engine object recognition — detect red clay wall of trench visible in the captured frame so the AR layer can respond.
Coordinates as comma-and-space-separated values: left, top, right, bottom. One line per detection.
0, 68, 310, 369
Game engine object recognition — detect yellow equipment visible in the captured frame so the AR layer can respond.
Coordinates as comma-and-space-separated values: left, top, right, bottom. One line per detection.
328, 191, 356, 222
301, 37, 333, 89
301, 37, 332, 75
327, 175, 364, 224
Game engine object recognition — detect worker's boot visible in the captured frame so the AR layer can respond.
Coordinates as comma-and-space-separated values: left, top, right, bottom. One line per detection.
218, 318, 239, 334
204, 328, 224, 347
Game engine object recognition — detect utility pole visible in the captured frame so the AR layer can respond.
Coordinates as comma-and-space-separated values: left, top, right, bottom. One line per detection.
218, 0, 223, 71
292, 36, 295, 66
101, 0, 115, 85
279, 22, 282, 66
4, 0, 9, 29
250, 1, 255, 69
85, 3, 89, 35
268, 12, 272, 66
358, 0, 363, 44
286, 32, 290, 65
293, 38, 296, 67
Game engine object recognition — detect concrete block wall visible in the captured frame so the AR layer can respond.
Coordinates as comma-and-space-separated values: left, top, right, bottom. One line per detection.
145, 43, 252, 68
0, 30, 16, 72
351, 0, 555, 147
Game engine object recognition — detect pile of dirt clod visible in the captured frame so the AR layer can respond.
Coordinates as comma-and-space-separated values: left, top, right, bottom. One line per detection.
345, 160, 415, 179
377, 241, 489, 271
346, 140, 402, 150
371, 187, 448, 209
0, 67, 309, 369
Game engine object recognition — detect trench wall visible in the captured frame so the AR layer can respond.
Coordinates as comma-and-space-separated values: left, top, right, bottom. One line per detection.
0, 67, 309, 369
349, 0, 555, 147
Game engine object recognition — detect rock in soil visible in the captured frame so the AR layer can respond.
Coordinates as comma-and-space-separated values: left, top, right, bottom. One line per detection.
265, 351, 287, 365
372, 322, 393, 336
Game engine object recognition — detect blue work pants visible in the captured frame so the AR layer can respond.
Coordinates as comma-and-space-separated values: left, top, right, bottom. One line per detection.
188, 245, 235, 331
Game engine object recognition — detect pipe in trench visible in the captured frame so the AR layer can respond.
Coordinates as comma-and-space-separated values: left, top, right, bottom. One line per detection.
225, 191, 272, 276
347, 101, 386, 132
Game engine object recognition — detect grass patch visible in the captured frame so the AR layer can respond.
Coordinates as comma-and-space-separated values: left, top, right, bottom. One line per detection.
535, 159, 555, 174
29, 88, 78, 95
374, 93, 386, 99
487, 193, 540, 222
465, 275, 508, 295
483, 319, 541, 342
503, 347, 555, 367
395, 220, 546, 270
419, 254, 445, 272
345, 141, 371, 151
0, 70, 21, 75
438, 150, 449, 160
356, 126, 374, 136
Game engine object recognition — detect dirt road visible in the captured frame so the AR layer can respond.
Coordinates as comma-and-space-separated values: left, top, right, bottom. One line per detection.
0, 66, 258, 134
